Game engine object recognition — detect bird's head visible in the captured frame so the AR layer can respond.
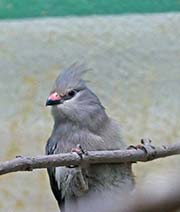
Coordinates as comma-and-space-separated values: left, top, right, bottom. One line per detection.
46, 63, 108, 129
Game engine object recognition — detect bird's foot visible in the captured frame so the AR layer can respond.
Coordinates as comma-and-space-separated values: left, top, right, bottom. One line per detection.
70, 145, 89, 192
128, 138, 156, 160
71, 144, 88, 159
67, 145, 88, 168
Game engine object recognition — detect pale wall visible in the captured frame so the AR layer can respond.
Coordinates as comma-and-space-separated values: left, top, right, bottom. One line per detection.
0, 14, 180, 211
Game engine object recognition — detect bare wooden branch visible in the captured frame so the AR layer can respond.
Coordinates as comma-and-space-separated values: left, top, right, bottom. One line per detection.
0, 143, 179, 176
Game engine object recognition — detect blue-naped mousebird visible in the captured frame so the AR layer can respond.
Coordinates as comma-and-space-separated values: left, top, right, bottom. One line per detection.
45, 63, 134, 212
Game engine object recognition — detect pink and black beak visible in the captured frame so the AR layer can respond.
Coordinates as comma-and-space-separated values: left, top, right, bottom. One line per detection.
46, 92, 62, 106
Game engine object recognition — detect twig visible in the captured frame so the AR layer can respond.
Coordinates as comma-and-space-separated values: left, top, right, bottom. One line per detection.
0, 143, 179, 176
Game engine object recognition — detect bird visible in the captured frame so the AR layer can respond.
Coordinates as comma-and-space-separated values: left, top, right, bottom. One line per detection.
45, 63, 134, 212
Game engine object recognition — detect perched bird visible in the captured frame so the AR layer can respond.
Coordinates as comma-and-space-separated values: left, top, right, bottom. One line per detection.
45, 63, 134, 212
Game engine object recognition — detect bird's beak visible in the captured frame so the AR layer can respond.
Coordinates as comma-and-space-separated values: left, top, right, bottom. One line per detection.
46, 92, 62, 106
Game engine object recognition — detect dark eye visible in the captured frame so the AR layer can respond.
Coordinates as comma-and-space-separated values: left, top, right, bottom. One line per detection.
68, 90, 77, 97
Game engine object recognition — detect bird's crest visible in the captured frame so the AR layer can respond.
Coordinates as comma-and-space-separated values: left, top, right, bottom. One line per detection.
54, 63, 89, 92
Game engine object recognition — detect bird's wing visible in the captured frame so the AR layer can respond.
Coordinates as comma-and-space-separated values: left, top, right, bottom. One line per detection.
46, 138, 65, 211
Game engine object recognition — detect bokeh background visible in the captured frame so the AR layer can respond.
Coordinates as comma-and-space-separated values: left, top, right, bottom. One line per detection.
0, 1, 180, 211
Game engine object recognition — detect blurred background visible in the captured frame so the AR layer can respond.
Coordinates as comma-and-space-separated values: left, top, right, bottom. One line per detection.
0, 0, 180, 211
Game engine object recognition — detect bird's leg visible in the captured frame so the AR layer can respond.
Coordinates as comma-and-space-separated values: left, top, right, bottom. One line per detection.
75, 166, 89, 192
70, 144, 89, 193
128, 138, 156, 160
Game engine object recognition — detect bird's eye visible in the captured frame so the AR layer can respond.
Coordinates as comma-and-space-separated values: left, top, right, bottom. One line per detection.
68, 90, 77, 97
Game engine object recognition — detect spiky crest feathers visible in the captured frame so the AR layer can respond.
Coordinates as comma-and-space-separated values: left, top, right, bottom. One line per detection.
53, 63, 89, 94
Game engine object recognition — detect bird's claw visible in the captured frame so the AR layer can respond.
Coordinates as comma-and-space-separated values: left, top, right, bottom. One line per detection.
128, 138, 156, 160
71, 144, 88, 159
140, 138, 155, 152
67, 145, 88, 168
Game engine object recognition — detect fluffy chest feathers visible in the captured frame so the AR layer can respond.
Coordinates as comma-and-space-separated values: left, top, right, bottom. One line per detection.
46, 120, 131, 200
47, 118, 125, 155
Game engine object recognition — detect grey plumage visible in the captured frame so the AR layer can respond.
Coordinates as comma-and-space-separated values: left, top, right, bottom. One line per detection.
45, 63, 134, 212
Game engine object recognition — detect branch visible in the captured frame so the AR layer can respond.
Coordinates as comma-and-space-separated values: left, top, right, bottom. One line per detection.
0, 143, 180, 176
